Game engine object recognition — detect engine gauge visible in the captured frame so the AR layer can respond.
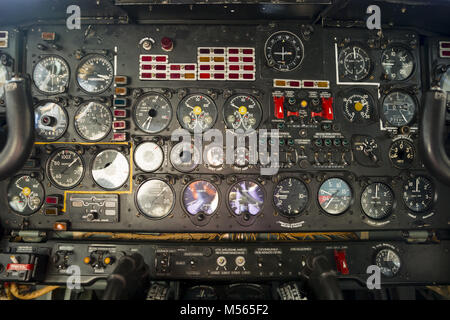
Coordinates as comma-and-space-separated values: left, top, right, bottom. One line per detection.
7, 175, 44, 215
170, 142, 201, 173
264, 31, 304, 72
361, 182, 394, 220
318, 178, 352, 215
338, 45, 371, 81
375, 248, 401, 277
136, 179, 175, 219
134, 142, 164, 172
182, 180, 219, 216
389, 139, 415, 169
403, 176, 434, 213
228, 180, 264, 216
382, 91, 416, 127
381, 46, 414, 81
342, 89, 375, 123
205, 145, 224, 169
47, 149, 85, 189
223, 94, 262, 132
34, 102, 68, 141
33, 55, 70, 94
177, 94, 217, 133
76, 54, 114, 94
133, 93, 172, 133
0, 64, 10, 100
273, 178, 309, 217
74, 101, 112, 141
91, 149, 129, 190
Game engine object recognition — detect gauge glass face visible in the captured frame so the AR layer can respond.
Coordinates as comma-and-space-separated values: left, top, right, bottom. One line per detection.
177, 94, 217, 132
389, 139, 415, 169
403, 176, 434, 213
133, 93, 172, 133
47, 149, 84, 189
338, 45, 371, 81
7, 175, 44, 215
375, 249, 401, 277
136, 179, 174, 218
264, 31, 304, 72
34, 102, 68, 141
223, 94, 262, 132
381, 46, 414, 81
0, 64, 9, 100
273, 178, 309, 217
342, 89, 375, 123
441, 68, 450, 92
382, 91, 416, 127
318, 178, 352, 215
33, 55, 70, 94
361, 182, 394, 220
183, 180, 219, 215
134, 142, 164, 172
74, 102, 112, 141
170, 142, 201, 172
228, 180, 264, 216
76, 55, 113, 94
92, 149, 129, 190
205, 145, 224, 168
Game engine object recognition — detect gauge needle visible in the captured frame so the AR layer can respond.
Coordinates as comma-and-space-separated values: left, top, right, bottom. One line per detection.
399, 109, 408, 123
97, 74, 110, 80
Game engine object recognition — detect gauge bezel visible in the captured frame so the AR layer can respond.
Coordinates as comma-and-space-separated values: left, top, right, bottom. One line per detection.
181, 179, 221, 217
133, 141, 164, 173
340, 88, 377, 124
34, 100, 69, 141
381, 90, 418, 128
360, 182, 396, 221
7, 175, 45, 216
46, 148, 86, 190
135, 178, 175, 220
32, 54, 71, 95
264, 30, 305, 72
317, 177, 354, 216
177, 93, 218, 133
272, 177, 310, 218
74, 101, 112, 142
222, 94, 263, 132
402, 175, 436, 214
0, 63, 11, 102
226, 179, 266, 218
132, 92, 173, 134
90, 148, 130, 190
75, 54, 114, 95
338, 42, 373, 82
381, 44, 415, 82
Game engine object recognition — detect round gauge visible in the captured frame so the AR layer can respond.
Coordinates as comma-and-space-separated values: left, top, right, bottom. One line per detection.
34, 102, 68, 141
7, 175, 44, 215
375, 248, 401, 277
382, 91, 416, 127
338, 45, 371, 81
228, 180, 264, 216
381, 46, 414, 81
264, 31, 304, 72
47, 149, 85, 189
182, 180, 219, 216
133, 93, 172, 134
183, 286, 217, 300
234, 147, 250, 168
342, 89, 375, 123
273, 178, 309, 217
170, 142, 201, 172
74, 101, 112, 141
91, 149, 129, 190
389, 139, 415, 169
318, 178, 352, 215
136, 179, 175, 219
0, 64, 10, 100
134, 142, 164, 172
440, 68, 450, 92
76, 54, 113, 94
403, 176, 434, 213
32, 55, 70, 94
205, 145, 224, 168
361, 182, 394, 220
177, 94, 217, 133
223, 94, 262, 132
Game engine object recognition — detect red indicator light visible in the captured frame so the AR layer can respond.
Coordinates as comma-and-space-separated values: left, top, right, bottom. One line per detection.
170, 73, 181, 79
184, 65, 196, 71
229, 65, 239, 71
243, 49, 253, 55
45, 196, 59, 205
214, 65, 225, 71
156, 65, 166, 70
200, 65, 210, 71
289, 81, 300, 87
214, 73, 225, 79
155, 73, 166, 79
199, 73, 211, 79
303, 81, 314, 87
140, 73, 152, 79
170, 65, 180, 70
141, 56, 152, 62
243, 65, 254, 71
113, 121, 126, 129
113, 133, 127, 141
242, 73, 254, 80
229, 57, 239, 62
228, 48, 239, 54
213, 48, 224, 54
161, 37, 173, 52
242, 57, 253, 63
155, 56, 167, 62
113, 109, 126, 118
199, 48, 210, 54
442, 50, 450, 56
334, 250, 349, 275
228, 73, 239, 79
441, 42, 450, 48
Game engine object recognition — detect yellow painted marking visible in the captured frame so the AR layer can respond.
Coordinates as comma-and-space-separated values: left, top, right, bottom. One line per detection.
354, 102, 363, 112
238, 106, 247, 115
22, 187, 31, 196
193, 106, 202, 115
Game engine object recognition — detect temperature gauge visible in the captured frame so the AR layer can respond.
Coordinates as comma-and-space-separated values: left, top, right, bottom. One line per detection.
136, 179, 175, 219
342, 89, 375, 123
177, 94, 217, 133
381, 46, 414, 81
74, 101, 112, 141
76, 54, 114, 94
7, 175, 44, 215
223, 94, 262, 132
47, 149, 85, 189
133, 93, 172, 133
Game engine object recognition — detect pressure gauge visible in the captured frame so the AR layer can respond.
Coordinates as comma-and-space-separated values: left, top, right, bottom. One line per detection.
136, 179, 175, 219
7, 175, 44, 215
47, 149, 85, 189
33, 55, 70, 94
74, 101, 112, 141
91, 149, 129, 190
76, 54, 114, 94
134, 142, 164, 172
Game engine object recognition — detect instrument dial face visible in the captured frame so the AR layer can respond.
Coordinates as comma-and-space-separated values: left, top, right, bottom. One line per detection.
273, 178, 309, 217
361, 182, 394, 220
133, 93, 172, 133
403, 176, 434, 213
34, 102, 68, 141
381, 46, 414, 81
0, 64, 9, 100
177, 94, 217, 133
338, 45, 371, 81
389, 139, 415, 169
74, 102, 112, 141
234, 147, 251, 168
375, 248, 401, 277
170, 142, 201, 172
7, 175, 44, 215
228, 180, 264, 216
223, 94, 262, 132
264, 31, 304, 72
91, 149, 129, 190
134, 142, 164, 172
47, 149, 85, 189
440, 68, 450, 92
33, 55, 70, 94
205, 145, 224, 168
382, 91, 416, 127
136, 179, 175, 219
182, 180, 219, 216
76, 55, 113, 94
342, 89, 375, 123
318, 178, 352, 215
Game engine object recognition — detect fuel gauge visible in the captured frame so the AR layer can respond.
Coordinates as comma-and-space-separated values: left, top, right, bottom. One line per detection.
7, 175, 44, 215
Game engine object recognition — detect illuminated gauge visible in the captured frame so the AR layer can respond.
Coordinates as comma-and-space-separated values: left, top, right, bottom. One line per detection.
389, 139, 415, 169
177, 94, 217, 133
264, 31, 304, 72
91, 149, 129, 190
273, 178, 309, 217
182, 180, 219, 216
342, 89, 375, 123
76, 54, 113, 94
34, 102, 68, 141
32, 55, 70, 94
403, 176, 434, 213
7, 175, 44, 215
375, 248, 401, 277
318, 178, 352, 215
170, 142, 201, 173
440, 68, 450, 92
47, 149, 85, 189
223, 94, 262, 132
205, 145, 224, 169
133, 93, 172, 134
338, 45, 371, 81
361, 182, 394, 220
0, 64, 10, 100
381, 46, 414, 81
136, 179, 175, 219
382, 91, 416, 127
228, 180, 264, 216
74, 101, 112, 141
134, 142, 164, 172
